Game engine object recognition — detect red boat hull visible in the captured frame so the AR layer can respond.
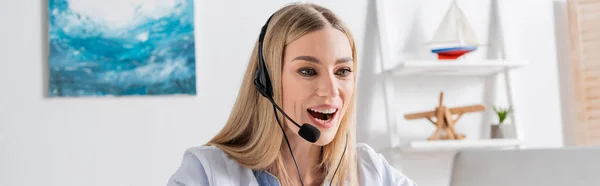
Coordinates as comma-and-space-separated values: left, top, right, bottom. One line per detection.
431, 46, 477, 60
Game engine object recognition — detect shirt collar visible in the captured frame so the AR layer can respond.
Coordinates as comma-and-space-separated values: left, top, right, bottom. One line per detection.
252, 170, 281, 186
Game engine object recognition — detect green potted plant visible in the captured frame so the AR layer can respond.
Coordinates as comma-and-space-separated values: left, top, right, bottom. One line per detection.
491, 105, 513, 139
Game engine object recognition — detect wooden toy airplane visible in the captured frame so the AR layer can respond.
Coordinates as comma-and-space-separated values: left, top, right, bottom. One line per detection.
404, 91, 485, 140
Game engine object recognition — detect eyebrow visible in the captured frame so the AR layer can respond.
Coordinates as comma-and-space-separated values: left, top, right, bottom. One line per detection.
292, 56, 353, 64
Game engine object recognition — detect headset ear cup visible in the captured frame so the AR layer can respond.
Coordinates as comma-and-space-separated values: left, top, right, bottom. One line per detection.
262, 67, 273, 98
254, 76, 268, 98
254, 56, 273, 99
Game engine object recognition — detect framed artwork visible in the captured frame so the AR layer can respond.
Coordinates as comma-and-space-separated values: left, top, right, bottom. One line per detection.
48, 0, 196, 97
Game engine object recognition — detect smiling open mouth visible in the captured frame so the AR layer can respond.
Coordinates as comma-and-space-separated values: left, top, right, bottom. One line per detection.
307, 108, 337, 122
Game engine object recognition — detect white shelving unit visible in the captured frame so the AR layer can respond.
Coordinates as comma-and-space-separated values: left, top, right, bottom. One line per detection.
383, 60, 527, 77
402, 139, 527, 152
381, 59, 528, 152
373, 0, 528, 152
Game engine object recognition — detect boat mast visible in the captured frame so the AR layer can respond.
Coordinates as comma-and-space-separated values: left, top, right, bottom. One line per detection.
454, 0, 465, 46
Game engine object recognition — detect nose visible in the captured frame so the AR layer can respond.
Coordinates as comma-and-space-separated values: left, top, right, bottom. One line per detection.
316, 73, 339, 98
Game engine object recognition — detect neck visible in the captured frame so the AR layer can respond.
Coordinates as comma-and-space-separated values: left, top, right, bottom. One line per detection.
281, 126, 324, 186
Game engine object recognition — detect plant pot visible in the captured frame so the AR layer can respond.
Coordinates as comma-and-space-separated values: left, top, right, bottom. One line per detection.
491, 123, 516, 139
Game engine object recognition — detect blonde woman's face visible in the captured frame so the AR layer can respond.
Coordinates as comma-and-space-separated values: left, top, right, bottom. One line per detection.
281, 27, 354, 145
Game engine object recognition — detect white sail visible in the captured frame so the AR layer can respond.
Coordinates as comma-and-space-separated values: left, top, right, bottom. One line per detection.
429, 0, 479, 47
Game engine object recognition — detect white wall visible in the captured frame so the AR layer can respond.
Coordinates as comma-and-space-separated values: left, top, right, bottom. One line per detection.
0, 0, 565, 186
553, 0, 577, 146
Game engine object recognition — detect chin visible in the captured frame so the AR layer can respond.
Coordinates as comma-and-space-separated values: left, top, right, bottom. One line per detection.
313, 132, 336, 146
312, 121, 342, 146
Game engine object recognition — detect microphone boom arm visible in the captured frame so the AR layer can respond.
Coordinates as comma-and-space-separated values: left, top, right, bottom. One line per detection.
266, 97, 303, 128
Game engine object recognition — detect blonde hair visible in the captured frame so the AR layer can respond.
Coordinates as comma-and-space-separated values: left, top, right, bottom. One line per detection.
206, 3, 358, 186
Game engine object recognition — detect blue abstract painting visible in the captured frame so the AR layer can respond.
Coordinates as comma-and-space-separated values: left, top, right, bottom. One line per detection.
48, 0, 196, 97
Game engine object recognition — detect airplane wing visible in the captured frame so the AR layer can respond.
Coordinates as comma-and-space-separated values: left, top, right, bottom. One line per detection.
449, 105, 485, 113
404, 111, 436, 120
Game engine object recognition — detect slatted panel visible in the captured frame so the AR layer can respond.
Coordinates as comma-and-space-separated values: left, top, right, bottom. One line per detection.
589, 125, 600, 134
587, 112, 600, 141
582, 32, 600, 41
588, 125, 600, 137
589, 110, 600, 119
585, 63, 600, 70
589, 99, 600, 110
568, 0, 600, 145
591, 135, 600, 144
589, 118, 600, 128
584, 66, 600, 142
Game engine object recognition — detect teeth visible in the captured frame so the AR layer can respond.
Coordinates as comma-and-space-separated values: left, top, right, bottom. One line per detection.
309, 108, 337, 114
315, 118, 328, 123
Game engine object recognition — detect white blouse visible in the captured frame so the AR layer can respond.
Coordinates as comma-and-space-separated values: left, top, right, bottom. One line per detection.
167, 143, 417, 186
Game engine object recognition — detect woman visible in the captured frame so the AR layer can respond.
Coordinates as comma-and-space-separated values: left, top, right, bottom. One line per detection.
167, 3, 416, 186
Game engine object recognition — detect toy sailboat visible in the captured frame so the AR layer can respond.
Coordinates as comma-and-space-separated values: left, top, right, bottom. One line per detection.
429, 0, 479, 60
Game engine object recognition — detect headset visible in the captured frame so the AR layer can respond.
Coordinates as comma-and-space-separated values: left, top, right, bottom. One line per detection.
253, 14, 348, 186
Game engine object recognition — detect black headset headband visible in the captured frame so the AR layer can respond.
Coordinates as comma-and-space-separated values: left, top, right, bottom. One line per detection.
253, 14, 274, 99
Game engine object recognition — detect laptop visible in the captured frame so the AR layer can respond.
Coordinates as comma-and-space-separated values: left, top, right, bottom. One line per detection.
449, 146, 600, 186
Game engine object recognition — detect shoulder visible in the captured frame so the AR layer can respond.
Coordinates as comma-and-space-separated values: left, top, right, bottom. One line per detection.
182, 145, 230, 165
167, 146, 257, 186
356, 143, 418, 186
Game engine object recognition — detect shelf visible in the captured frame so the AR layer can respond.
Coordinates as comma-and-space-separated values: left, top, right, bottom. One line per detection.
382, 60, 527, 76
397, 139, 527, 152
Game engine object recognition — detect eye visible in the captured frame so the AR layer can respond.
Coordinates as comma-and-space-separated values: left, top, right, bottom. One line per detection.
298, 68, 317, 77
335, 67, 352, 77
